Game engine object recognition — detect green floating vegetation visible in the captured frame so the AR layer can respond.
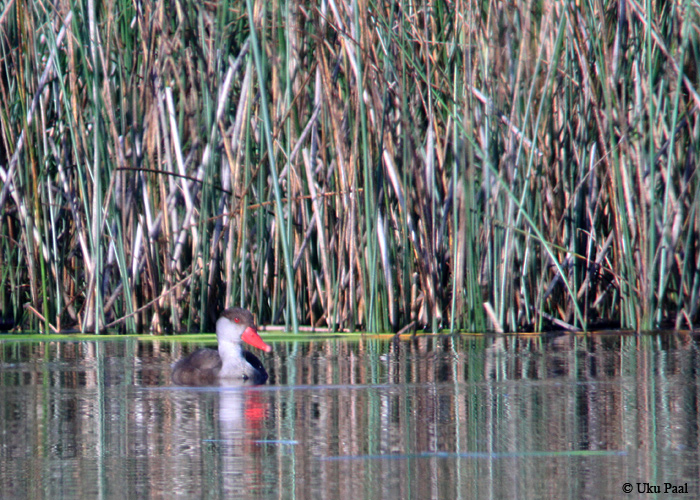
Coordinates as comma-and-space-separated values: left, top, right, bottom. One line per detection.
1, 0, 699, 335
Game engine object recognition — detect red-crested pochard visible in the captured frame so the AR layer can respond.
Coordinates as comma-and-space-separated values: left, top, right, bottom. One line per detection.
172, 307, 272, 385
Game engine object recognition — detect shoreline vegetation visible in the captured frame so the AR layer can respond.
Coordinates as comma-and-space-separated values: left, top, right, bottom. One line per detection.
0, 0, 698, 334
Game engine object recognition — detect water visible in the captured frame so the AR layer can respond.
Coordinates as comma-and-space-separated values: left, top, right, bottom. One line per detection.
1, 333, 699, 499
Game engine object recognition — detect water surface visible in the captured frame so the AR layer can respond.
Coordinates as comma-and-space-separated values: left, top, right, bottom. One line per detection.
1, 333, 699, 499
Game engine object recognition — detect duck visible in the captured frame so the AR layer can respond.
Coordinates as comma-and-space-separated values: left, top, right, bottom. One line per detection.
172, 307, 272, 385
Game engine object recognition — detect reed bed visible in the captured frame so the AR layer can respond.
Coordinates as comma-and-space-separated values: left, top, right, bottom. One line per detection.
0, 0, 699, 333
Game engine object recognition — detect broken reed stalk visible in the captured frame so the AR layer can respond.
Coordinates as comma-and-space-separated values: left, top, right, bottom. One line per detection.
0, 0, 699, 334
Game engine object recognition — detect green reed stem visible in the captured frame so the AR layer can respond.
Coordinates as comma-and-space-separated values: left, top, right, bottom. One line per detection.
246, 0, 299, 333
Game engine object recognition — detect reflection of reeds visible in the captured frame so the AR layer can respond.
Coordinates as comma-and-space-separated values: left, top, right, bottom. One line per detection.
1, 0, 698, 333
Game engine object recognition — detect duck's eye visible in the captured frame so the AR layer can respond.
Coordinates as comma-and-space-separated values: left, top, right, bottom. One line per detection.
233, 317, 240, 323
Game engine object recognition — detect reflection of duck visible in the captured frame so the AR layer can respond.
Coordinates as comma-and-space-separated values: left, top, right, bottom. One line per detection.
172, 307, 272, 385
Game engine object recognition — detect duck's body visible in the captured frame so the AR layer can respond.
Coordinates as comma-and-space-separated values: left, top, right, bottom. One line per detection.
172, 307, 271, 385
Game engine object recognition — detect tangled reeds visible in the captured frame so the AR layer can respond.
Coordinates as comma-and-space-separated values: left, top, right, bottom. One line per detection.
1, 0, 699, 333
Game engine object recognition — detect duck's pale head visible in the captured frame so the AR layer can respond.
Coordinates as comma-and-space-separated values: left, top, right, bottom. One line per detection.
216, 307, 272, 352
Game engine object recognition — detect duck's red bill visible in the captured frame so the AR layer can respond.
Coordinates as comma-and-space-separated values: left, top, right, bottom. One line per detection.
241, 326, 272, 352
